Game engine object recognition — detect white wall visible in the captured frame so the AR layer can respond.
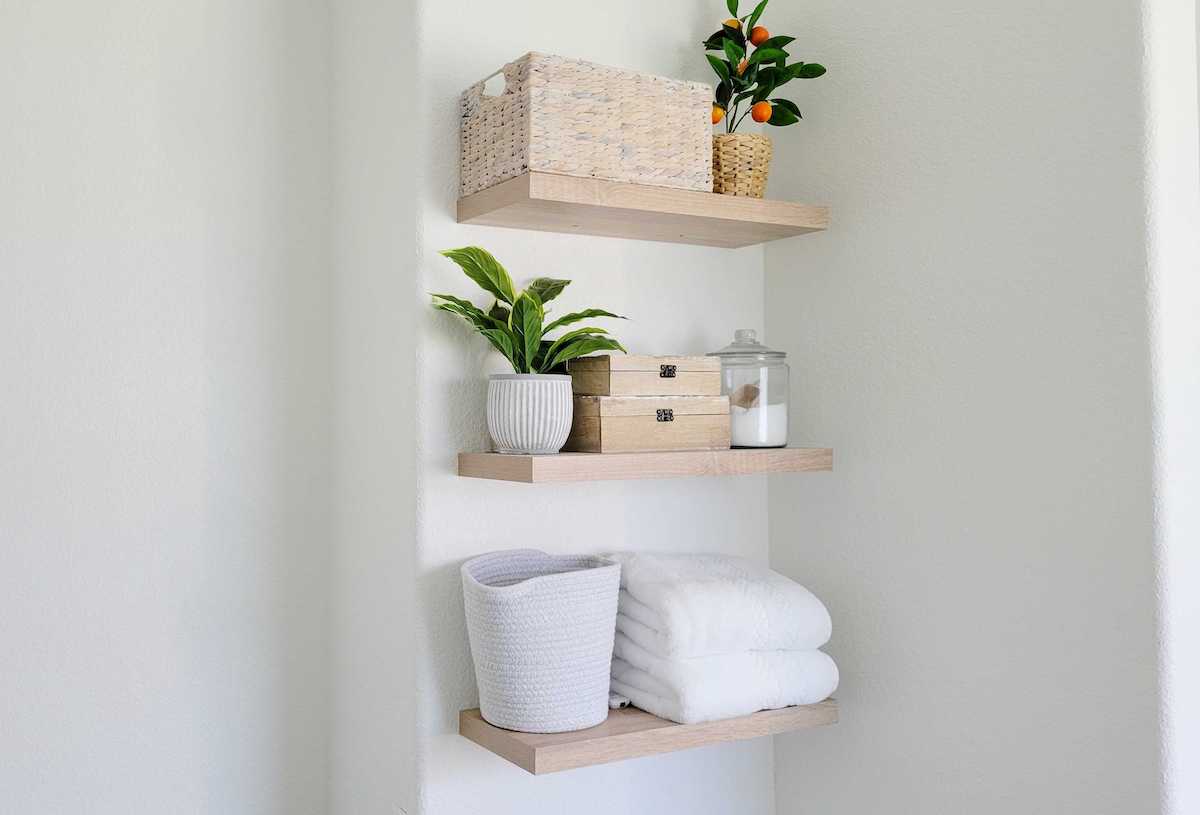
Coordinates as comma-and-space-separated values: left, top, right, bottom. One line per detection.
1, 3, 332, 813
764, 0, 1164, 812
329, 0, 419, 812
414, 3, 781, 813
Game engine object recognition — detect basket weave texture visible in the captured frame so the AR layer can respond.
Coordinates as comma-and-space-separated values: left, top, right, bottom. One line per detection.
713, 133, 773, 197
460, 53, 713, 196
462, 549, 620, 733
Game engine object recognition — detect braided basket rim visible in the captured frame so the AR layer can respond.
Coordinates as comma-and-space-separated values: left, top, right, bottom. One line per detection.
462, 549, 619, 596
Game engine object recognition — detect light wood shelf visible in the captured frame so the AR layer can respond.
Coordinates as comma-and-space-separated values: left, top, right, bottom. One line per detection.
457, 447, 832, 483
460, 701, 838, 774
457, 172, 829, 248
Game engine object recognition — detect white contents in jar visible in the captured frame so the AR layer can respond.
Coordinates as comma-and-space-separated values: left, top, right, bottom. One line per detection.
730, 403, 788, 447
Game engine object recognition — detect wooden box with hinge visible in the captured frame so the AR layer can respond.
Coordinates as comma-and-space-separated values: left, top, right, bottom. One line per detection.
568, 355, 722, 397
564, 395, 731, 453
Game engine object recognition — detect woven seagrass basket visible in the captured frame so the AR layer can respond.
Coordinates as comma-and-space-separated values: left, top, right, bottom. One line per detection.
713, 133, 774, 197
462, 549, 620, 733
460, 53, 712, 196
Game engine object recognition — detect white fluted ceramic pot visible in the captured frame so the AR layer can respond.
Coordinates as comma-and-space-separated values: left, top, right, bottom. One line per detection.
487, 374, 573, 455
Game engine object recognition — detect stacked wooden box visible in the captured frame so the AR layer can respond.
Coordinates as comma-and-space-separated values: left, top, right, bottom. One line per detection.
564, 356, 730, 453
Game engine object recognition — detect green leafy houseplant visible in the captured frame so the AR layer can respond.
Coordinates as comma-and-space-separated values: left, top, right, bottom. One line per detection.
704, 0, 826, 133
432, 246, 627, 374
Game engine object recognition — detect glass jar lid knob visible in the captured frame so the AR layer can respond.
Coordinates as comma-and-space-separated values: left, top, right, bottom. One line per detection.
708, 328, 786, 359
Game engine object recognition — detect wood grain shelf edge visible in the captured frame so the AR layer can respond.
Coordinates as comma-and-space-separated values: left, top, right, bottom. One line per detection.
457, 172, 830, 248
457, 447, 833, 483
460, 701, 839, 775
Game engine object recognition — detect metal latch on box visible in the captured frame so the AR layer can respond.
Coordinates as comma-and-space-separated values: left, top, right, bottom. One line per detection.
659, 364, 677, 378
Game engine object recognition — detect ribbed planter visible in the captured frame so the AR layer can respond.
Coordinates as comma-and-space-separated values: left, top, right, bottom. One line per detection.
462, 549, 621, 733
713, 133, 773, 197
487, 373, 573, 455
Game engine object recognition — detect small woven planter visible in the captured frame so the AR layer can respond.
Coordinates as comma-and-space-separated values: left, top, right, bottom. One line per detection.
462, 549, 621, 733
713, 133, 774, 197
461, 52, 712, 196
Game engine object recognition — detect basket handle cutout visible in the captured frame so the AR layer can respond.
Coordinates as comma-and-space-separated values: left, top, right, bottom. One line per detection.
481, 70, 507, 97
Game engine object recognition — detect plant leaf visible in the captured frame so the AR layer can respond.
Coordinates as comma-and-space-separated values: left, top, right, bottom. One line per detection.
478, 328, 518, 369
716, 81, 733, 107
703, 29, 728, 50
547, 336, 628, 371
795, 62, 826, 78
771, 98, 801, 116
746, 0, 768, 30
488, 301, 510, 325
439, 247, 516, 305
526, 277, 569, 304
722, 37, 744, 67
431, 293, 503, 331
757, 35, 793, 51
767, 100, 801, 125
532, 339, 555, 372
722, 23, 746, 49
753, 66, 779, 102
707, 54, 731, 84
542, 308, 626, 335
510, 291, 544, 374
540, 327, 609, 372
726, 0, 739, 17
748, 47, 787, 67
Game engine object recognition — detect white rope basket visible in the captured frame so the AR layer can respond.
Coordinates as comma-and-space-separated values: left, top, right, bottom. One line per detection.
462, 549, 621, 733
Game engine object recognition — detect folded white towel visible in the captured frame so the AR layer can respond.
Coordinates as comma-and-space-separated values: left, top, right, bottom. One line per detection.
609, 633, 839, 724
607, 552, 832, 658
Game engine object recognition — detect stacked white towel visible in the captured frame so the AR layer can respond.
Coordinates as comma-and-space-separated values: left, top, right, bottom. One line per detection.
606, 552, 839, 724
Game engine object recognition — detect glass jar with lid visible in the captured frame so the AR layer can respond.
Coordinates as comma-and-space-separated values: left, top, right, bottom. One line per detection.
708, 329, 789, 448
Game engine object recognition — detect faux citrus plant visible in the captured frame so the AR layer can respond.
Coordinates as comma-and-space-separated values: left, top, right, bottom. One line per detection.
704, 0, 826, 133
432, 246, 627, 374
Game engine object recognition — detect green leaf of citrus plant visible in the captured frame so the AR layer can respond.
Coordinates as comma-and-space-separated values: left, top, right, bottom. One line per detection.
722, 37, 744, 67
748, 47, 787, 67
767, 99, 801, 125
746, 0, 768, 30
716, 81, 733, 107
757, 35, 794, 50
703, 30, 728, 50
707, 54, 731, 83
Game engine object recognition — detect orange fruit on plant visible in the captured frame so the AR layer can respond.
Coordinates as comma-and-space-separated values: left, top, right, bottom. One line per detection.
749, 26, 770, 46
751, 101, 773, 123
724, 18, 742, 29
712, 105, 726, 124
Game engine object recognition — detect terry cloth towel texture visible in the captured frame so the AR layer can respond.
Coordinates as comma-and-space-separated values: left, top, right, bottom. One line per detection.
609, 632, 839, 724
606, 552, 832, 658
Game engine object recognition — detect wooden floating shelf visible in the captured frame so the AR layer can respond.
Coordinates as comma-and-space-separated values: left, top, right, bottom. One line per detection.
457, 172, 829, 248
460, 701, 838, 775
458, 447, 833, 483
